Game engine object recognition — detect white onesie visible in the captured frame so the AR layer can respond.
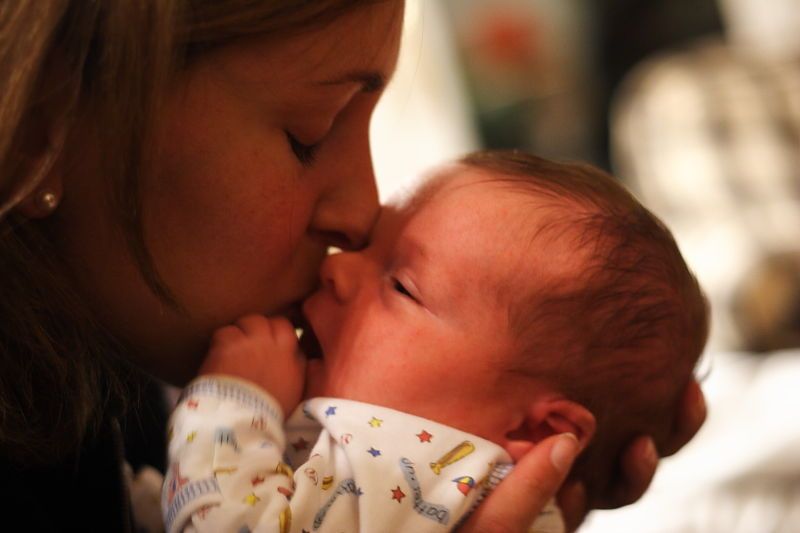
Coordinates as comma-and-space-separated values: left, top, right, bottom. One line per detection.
163, 377, 563, 533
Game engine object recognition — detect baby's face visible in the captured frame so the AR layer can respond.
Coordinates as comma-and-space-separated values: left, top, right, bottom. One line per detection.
302, 168, 539, 441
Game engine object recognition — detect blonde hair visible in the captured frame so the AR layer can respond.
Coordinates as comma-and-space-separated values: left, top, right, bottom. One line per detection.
0, 0, 390, 466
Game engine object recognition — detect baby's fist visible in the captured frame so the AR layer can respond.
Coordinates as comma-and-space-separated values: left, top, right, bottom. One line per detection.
200, 314, 305, 415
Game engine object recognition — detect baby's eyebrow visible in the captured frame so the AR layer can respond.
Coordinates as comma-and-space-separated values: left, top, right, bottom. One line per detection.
398, 237, 431, 265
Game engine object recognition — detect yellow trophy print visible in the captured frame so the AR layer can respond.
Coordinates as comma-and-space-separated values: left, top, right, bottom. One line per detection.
430, 441, 475, 475
279, 507, 291, 533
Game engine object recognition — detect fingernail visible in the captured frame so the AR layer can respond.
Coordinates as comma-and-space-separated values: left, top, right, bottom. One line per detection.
550, 433, 579, 473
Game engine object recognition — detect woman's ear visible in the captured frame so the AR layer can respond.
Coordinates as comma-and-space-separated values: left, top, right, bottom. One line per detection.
10, 106, 66, 219
504, 397, 596, 462
5, 51, 71, 220
15, 172, 64, 219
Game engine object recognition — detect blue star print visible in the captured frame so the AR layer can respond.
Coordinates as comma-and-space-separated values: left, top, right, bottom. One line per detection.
325, 406, 337, 417
367, 447, 381, 457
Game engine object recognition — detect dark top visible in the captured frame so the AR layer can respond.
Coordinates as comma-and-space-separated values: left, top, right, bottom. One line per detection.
0, 378, 169, 532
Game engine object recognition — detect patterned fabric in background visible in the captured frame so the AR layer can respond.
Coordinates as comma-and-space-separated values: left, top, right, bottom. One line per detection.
611, 38, 800, 352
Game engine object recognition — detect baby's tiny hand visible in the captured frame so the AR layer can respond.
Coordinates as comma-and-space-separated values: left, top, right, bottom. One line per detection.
200, 314, 305, 416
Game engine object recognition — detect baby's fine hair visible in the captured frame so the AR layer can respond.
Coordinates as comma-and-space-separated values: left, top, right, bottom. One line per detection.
460, 150, 709, 505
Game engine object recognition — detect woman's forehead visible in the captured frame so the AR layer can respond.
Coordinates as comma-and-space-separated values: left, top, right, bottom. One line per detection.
206, 2, 403, 91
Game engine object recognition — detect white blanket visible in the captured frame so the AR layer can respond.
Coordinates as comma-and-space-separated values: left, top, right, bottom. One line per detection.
581, 349, 800, 532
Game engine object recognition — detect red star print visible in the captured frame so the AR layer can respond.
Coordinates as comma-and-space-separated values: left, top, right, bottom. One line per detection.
391, 486, 406, 503
416, 430, 433, 443
251, 474, 265, 486
187, 399, 199, 409
292, 437, 309, 451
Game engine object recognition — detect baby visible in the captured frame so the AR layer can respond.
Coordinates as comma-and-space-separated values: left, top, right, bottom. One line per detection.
162, 151, 709, 533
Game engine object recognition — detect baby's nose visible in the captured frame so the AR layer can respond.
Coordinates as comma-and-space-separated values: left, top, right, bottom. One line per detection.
320, 252, 362, 302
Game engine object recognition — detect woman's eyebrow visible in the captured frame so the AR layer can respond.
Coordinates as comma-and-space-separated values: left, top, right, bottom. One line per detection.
316, 70, 387, 93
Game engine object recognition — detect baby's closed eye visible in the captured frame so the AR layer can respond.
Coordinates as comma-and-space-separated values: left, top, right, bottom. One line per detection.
392, 277, 419, 303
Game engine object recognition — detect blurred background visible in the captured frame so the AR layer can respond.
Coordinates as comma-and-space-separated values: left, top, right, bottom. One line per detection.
371, 1, 800, 531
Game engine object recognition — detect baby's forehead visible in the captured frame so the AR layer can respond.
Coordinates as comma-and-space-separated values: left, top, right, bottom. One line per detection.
397, 166, 588, 241
398, 165, 592, 293
404, 164, 585, 210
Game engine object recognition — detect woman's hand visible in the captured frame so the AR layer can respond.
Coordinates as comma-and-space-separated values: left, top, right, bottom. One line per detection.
558, 380, 707, 531
199, 314, 306, 416
458, 433, 580, 533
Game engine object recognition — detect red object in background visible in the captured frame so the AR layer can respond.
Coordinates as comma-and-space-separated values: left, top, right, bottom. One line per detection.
471, 8, 541, 67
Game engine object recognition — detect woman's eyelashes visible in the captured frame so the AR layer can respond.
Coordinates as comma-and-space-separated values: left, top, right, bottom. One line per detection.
286, 131, 320, 166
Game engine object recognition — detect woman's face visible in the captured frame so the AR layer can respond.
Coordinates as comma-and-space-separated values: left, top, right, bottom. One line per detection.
57, 2, 403, 383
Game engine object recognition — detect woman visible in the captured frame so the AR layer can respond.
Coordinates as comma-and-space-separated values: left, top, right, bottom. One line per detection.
0, 1, 704, 531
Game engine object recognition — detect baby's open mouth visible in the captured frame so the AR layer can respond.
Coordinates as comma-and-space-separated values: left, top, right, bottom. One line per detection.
291, 314, 323, 360
299, 326, 323, 360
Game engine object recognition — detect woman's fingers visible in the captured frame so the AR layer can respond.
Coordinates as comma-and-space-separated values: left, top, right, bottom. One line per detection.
600, 436, 658, 509
557, 438, 656, 523
556, 480, 588, 533
663, 379, 706, 456
458, 433, 579, 533
592, 380, 706, 511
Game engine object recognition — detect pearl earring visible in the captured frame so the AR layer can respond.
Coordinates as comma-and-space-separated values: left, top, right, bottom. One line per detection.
36, 189, 59, 213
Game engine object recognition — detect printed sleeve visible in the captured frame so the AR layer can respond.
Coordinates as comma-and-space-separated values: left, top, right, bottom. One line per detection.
162, 376, 296, 533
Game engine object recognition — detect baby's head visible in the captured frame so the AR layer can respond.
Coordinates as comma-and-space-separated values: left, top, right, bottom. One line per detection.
302, 150, 708, 502
457, 151, 709, 501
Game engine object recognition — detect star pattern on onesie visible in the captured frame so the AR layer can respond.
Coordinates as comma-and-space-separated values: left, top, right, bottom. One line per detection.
416, 430, 433, 443
391, 486, 406, 503
243, 492, 260, 506
167, 385, 534, 533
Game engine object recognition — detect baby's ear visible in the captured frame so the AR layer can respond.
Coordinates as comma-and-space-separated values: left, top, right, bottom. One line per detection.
503, 398, 595, 462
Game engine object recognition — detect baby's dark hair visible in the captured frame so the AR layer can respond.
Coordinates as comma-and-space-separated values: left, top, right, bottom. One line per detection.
459, 150, 709, 506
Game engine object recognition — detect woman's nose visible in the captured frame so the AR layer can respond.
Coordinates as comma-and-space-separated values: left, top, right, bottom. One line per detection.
309, 152, 379, 251
320, 252, 364, 302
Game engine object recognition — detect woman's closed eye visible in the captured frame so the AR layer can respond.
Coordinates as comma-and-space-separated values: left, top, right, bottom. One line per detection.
285, 130, 320, 166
